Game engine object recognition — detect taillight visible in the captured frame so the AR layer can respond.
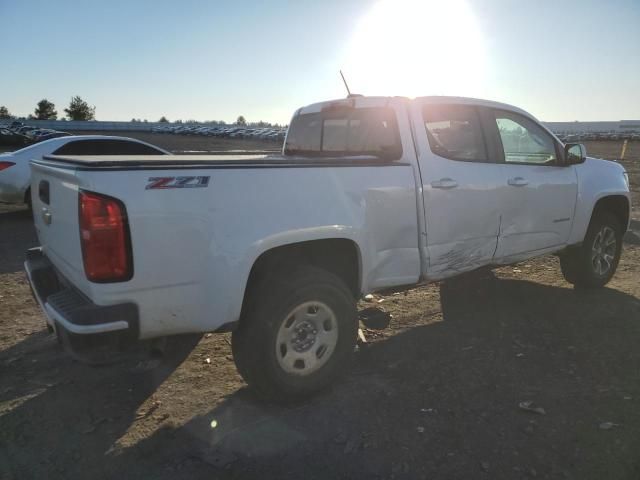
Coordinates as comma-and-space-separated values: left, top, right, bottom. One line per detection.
78, 190, 132, 282
0, 161, 16, 171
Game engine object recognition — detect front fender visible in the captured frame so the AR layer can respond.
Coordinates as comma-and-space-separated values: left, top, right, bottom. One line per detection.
568, 159, 631, 244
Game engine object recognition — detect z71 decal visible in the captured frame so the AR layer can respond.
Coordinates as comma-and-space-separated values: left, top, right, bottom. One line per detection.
146, 176, 210, 190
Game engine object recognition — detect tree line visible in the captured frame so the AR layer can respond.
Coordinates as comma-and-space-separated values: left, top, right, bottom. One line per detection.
0, 99, 280, 127
0, 97, 95, 121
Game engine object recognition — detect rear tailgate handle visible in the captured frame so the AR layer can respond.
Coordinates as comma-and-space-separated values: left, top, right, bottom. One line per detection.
508, 177, 529, 187
431, 178, 458, 189
41, 207, 52, 225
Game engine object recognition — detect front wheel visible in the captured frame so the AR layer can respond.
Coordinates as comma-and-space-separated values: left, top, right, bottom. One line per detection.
232, 266, 358, 402
560, 211, 623, 288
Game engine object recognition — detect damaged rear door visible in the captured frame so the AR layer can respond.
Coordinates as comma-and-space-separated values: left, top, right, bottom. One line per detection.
411, 99, 503, 279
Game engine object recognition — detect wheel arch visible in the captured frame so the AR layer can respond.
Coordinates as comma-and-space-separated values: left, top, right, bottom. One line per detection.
592, 195, 630, 233
570, 193, 631, 245
239, 238, 362, 326
560, 194, 627, 288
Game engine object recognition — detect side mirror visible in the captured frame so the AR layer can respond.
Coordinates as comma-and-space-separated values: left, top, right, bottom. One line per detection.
564, 143, 586, 165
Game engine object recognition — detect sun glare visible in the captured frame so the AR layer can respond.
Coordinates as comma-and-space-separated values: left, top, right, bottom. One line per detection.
342, 0, 486, 98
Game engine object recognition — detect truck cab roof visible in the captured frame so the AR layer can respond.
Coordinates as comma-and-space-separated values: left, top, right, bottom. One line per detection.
296, 95, 536, 121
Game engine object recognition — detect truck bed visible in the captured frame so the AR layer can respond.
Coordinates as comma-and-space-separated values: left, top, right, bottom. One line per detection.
30, 148, 420, 339
38, 154, 393, 170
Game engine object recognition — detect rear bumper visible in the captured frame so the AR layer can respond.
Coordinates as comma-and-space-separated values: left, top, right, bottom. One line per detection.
24, 247, 139, 346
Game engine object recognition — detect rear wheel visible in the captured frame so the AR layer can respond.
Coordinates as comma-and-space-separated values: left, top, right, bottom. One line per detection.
232, 265, 358, 401
560, 211, 622, 288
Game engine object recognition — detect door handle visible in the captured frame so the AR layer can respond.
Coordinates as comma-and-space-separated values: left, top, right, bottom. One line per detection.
431, 178, 458, 189
507, 177, 529, 187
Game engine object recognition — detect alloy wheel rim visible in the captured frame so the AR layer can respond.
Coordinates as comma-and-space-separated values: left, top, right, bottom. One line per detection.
275, 301, 338, 376
591, 226, 616, 276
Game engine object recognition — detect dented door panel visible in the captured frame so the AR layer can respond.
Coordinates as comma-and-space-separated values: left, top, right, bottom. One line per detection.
410, 99, 502, 280
494, 163, 577, 260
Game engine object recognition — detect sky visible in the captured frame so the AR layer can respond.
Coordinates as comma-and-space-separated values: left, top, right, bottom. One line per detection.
1, 0, 638, 124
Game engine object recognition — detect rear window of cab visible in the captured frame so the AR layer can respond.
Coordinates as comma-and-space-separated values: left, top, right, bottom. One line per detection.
284, 106, 402, 160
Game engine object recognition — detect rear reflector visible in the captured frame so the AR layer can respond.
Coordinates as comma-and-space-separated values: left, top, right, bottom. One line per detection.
0, 161, 16, 171
79, 191, 133, 282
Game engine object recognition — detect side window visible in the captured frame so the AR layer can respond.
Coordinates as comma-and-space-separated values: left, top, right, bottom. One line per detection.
99, 140, 166, 155
493, 111, 557, 165
52, 139, 166, 155
423, 105, 487, 162
52, 140, 100, 155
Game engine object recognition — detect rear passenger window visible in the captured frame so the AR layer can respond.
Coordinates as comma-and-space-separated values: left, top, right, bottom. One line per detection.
423, 105, 487, 162
53, 139, 165, 155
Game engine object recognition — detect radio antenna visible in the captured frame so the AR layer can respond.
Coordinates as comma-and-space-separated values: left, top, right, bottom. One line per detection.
339, 70, 352, 97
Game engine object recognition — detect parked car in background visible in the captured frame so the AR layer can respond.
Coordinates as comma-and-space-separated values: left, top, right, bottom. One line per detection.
15, 125, 37, 135
151, 123, 287, 142
31, 130, 72, 142
0, 135, 170, 207
0, 128, 30, 147
0, 121, 73, 147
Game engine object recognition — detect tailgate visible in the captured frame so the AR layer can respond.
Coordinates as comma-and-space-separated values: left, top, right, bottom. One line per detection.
30, 161, 89, 294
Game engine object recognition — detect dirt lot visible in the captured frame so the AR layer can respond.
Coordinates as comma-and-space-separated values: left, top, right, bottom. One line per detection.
0, 138, 639, 480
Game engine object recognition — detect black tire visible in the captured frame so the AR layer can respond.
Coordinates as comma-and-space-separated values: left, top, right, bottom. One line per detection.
560, 210, 623, 288
232, 265, 358, 402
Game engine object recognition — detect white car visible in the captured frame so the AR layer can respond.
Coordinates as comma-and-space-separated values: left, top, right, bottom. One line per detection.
25, 96, 631, 400
0, 135, 170, 206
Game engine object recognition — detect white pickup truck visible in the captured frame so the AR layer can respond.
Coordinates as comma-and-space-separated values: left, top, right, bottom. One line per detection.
25, 96, 631, 400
